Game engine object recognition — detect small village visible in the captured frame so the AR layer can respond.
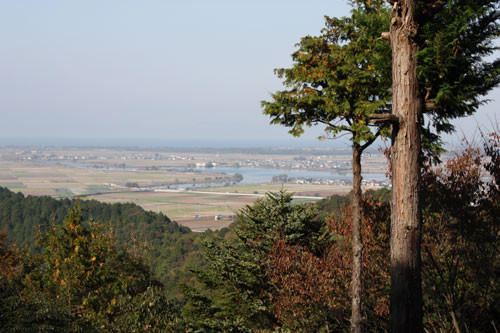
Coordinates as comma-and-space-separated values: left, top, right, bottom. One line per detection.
0, 146, 386, 174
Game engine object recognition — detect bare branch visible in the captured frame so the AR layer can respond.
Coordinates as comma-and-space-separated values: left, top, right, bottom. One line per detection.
369, 113, 400, 124
425, 101, 439, 111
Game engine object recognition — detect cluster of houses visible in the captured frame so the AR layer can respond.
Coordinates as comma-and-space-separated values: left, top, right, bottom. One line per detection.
277, 176, 390, 188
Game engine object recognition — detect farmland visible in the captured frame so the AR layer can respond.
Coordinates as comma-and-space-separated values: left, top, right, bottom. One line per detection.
0, 146, 389, 231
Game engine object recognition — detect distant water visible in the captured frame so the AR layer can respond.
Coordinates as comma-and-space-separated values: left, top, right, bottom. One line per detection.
203, 167, 386, 184
155, 167, 387, 190
39, 160, 386, 185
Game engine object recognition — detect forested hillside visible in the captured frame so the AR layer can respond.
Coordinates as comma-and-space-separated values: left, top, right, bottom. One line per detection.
0, 187, 226, 298
0, 187, 190, 248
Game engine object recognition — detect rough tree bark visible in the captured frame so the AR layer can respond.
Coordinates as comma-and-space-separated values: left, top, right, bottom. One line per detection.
351, 143, 363, 333
388, 0, 423, 331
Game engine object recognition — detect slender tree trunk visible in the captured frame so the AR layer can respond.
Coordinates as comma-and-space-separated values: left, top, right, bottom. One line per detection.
450, 310, 461, 333
351, 143, 363, 333
389, 0, 423, 331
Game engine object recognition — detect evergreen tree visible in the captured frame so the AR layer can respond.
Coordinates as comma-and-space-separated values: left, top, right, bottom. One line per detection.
183, 191, 321, 331
385, 1, 500, 330
263, 1, 500, 330
262, 2, 392, 330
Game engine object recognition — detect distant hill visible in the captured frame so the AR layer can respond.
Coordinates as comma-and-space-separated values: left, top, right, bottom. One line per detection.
0, 187, 189, 248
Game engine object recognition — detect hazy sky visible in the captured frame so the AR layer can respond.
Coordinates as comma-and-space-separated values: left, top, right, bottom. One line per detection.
1, 1, 499, 147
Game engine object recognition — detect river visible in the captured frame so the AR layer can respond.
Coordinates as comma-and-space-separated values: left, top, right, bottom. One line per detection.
201, 167, 386, 184
39, 160, 387, 187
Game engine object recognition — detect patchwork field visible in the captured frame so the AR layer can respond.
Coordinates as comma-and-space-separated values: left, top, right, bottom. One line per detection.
0, 161, 225, 197
0, 147, 390, 231
0, 160, 354, 231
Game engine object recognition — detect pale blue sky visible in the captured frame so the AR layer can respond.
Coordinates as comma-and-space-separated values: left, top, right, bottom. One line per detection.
1, 1, 499, 147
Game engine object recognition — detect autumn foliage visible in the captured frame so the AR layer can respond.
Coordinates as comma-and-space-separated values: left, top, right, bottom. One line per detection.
420, 133, 500, 332
260, 133, 500, 332
267, 196, 390, 331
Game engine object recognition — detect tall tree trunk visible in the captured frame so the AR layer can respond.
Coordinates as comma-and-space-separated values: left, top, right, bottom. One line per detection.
351, 143, 363, 333
389, 0, 423, 331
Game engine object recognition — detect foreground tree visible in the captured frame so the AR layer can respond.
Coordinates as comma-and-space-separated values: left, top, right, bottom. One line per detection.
386, 1, 423, 330
263, 138, 500, 331
385, 1, 500, 330
262, 2, 391, 330
35, 206, 151, 322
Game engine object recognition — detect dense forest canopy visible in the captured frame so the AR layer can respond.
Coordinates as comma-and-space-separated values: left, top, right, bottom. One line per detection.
0, 186, 190, 248
0, 187, 224, 300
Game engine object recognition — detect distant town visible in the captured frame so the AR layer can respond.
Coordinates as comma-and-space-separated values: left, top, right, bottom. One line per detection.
0, 146, 386, 174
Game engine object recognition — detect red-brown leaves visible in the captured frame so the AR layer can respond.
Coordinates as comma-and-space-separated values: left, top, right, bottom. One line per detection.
0, 232, 21, 281
266, 200, 390, 331
421, 136, 500, 331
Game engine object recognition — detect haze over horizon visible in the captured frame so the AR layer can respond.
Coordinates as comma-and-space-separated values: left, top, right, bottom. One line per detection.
1, 0, 499, 148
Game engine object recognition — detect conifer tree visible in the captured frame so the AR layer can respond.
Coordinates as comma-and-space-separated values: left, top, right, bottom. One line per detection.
384, 0, 500, 331
262, 2, 391, 330
264, 0, 500, 330
183, 191, 320, 331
